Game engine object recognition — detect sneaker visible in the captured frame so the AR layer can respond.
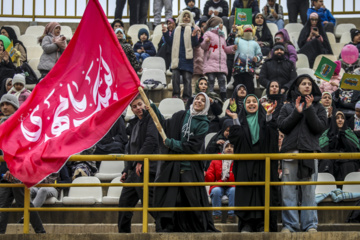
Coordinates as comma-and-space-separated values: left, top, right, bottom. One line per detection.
226, 214, 236, 223
281, 227, 291, 233
241, 224, 252, 233
307, 228, 317, 233
212, 215, 222, 223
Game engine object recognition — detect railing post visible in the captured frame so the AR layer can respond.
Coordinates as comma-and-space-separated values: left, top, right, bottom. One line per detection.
32, 0, 35, 22
264, 157, 271, 232
142, 158, 149, 233
23, 186, 30, 234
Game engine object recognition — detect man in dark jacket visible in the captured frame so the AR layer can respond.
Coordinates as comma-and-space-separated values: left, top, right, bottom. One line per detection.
118, 95, 159, 233
287, 0, 309, 24
259, 43, 297, 93
201, 0, 229, 32
0, 94, 46, 234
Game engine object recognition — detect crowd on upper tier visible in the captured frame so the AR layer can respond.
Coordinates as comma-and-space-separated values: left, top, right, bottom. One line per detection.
0, 0, 359, 235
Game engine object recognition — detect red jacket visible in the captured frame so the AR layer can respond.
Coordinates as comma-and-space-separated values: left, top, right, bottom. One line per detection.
205, 160, 235, 194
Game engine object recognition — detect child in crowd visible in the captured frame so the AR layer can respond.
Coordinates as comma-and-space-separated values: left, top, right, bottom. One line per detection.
205, 141, 236, 223
319, 60, 341, 94
37, 22, 67, 78
262, 0, 284, 30
162, 10, 199, 102
5, 78, 12, 93
115, 28, 141, 72
111, 19, 133, 45
181, 0, 201, 22
157, 18, 177, 70
133, 28, 156, 63
8, 74, 30, 106
232, 24, 262, 94
201, 16, 236, 101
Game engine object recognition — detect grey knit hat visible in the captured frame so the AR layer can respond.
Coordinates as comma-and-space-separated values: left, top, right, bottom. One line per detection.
0, 94, 19, 109
12, 74, 25, 87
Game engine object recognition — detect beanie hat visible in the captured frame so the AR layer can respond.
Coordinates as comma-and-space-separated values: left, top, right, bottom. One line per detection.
310, 12, 319, 19
350, 28, 360, 42
334, 60, 341, 75
115, 28, 126, 40
204, 16, 223, 32
12, 74, 26, 86
185, 0, 195, 4
356, 101, 360, 109
0, 35, 11, 50
138, 28, 149, 40
273, 42, 286, 52
0, 94, 19, 109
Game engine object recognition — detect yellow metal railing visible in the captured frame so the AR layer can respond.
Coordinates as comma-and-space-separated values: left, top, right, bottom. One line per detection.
1, 152, 360, 234
0, 0, 358, 22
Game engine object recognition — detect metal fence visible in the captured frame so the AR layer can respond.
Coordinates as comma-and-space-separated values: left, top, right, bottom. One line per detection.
0, 0, 358, 22
1, 152, 360, 233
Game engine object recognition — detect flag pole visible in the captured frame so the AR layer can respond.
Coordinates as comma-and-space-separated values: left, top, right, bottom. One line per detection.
138, 87, 167, 141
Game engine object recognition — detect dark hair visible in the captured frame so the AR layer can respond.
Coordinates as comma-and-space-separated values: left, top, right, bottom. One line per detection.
131, 94, 143, 105
296, 76, 311, 86
111, 19, 124, 29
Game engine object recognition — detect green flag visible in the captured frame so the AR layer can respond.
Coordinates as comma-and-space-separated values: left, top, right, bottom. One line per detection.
235, 8, 252, 25
314, 56, 336, 82
340, 73, 360, 91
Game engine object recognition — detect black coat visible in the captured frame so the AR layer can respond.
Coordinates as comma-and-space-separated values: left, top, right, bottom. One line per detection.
259, 57, 297, 91
253, 16, 273, 56
278, 75, 327, 154
228, 105, 279, 231
124, 110, 159, 174
333, 89, 360, 119
203, 0, 229, 18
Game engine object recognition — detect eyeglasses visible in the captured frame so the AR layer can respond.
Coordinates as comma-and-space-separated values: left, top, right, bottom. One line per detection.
310, 19, 318, 21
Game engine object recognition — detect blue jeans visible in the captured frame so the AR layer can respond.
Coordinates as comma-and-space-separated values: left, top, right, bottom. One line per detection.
134, 52, 150, 62
281, 159, 318, 232
266, 19, 284, 30
210, 187, 235, 216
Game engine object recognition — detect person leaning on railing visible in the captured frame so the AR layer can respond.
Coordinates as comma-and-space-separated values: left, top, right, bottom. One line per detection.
277, 74, 327, 233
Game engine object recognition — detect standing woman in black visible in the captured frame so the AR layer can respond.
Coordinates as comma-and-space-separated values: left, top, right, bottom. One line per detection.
226, 94, 279, 232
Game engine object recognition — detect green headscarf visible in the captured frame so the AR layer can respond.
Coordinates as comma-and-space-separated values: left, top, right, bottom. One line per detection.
0, 35, 11, 50
244, 94, 260, 145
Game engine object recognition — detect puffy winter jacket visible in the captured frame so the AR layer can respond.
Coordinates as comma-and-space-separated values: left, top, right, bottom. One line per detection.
201, 30, 234, 75
205, 160, 235, 194
133, 40, 156, 56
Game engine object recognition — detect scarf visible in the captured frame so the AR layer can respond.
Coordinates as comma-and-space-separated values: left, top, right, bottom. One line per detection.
244, 94, 260, 145
221, 141, 233, 181
184, 92, 210, 140
171, 10, 194, 69
8, 86, 26, 99
209, 25, 225, 37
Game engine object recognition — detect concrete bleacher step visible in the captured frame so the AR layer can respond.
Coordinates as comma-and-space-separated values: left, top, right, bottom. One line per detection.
5, 223, 360, 234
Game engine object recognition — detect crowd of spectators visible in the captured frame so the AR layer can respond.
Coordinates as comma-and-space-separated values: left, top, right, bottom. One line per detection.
0, 0, 359, 235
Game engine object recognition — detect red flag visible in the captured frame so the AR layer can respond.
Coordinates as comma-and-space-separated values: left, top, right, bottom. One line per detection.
0, 0, 140, 187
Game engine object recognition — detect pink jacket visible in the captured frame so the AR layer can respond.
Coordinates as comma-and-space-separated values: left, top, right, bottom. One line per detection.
201, 30, 234, 75
193, 26, 204, 75
319, 74, 341, 94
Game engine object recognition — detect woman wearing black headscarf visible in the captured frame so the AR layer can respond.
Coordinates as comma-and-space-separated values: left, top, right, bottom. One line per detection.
277, 74, 327, 233
297, 12, 332, 68
260, 80, 284, 119
227, 94, 279, 232
0, 26, 27, 65
253, 13, 274, 56
319, 111, 360, 183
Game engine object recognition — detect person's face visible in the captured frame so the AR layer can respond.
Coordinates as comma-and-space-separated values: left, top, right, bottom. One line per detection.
0, 29, 9, 38
354, 33, 360, 44
336, 114, 345, 128
313, 0, 323, 9
237, 86, 247, 98
224, 143, 234, 154
267, 0, 275, 7
6, 80, 12, 92
131, 99, 145, 119
310, 17, 319, 27
140, 33, 148, 42
298, 78, 312, 96
116, 31, 124, 40
255, 15, 264, 25
54, 26, 61, 36
356, 108, 360, 118
269, 82, 280, 95
274, 48, 284, 57
274, 34, 284, 43
1, 102, 16, 116
187, 1, 195, 8
245, 96, 258, 114
193, 94, 206, 112
198, 79, 208, 93
223, 127, 230, 139
321, 94, 332, 107
183, 13, 191, 24
113, 22, 122, 31
0, 41, 4, 52
200, 22, 206, 33
14, 83, 23, 91
278, 131, 284, 148
167, 21, 175, 31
